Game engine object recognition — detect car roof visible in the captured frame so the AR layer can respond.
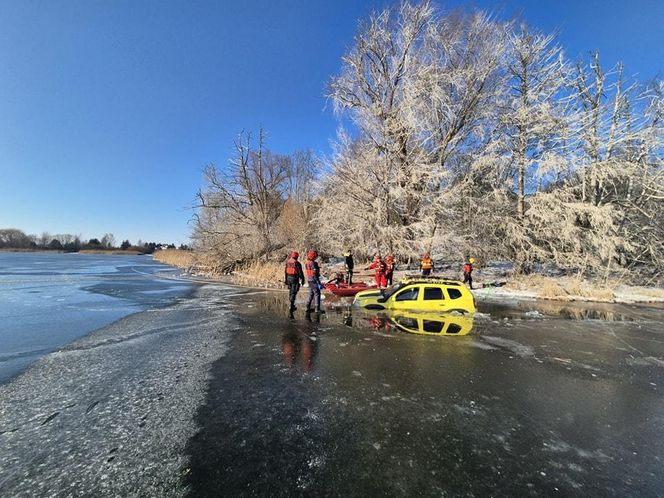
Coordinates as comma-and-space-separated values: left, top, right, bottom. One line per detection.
401, 277, 464, 287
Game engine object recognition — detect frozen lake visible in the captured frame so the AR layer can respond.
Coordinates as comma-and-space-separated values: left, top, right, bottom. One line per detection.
0, 252, 196, 382
0, 281, 663, 495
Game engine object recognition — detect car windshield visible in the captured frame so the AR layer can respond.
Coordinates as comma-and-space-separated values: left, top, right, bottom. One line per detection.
381, 283, 405, 300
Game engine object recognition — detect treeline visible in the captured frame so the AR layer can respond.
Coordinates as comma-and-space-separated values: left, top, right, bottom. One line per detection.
0, 228, 187, 254
194, 1, 663, 280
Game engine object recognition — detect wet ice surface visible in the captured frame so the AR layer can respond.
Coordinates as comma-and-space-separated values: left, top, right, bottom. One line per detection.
0, 284, 239, 497
186, 293, 664, 497
1, 280, 663, 497
0, 252, 195, 382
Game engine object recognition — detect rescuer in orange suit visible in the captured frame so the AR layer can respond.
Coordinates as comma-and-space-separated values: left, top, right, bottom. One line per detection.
420, 251, 434, 276
284, 251, 305, 312
305, 250, 325, 313
463, 257, 475, 290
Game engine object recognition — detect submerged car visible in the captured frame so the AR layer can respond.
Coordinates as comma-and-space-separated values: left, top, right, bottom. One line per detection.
388, 310, 474, 336
353, 277, 476, 313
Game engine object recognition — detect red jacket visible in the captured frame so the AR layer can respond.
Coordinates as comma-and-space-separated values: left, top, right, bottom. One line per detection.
284, 258, 305, 284
305, 260, 321, 282
369, 260, 386, 275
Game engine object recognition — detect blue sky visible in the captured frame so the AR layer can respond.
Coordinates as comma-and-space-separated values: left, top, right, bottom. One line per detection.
1, 0, 662, 245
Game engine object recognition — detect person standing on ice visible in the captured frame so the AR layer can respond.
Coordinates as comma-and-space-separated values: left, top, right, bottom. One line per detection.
420, 251, 434, 276
305, 250, 325, 313
284, 251, 305, 312
385, 255, 395, 286
367, 254, 387, 288
343, 249, 354, 284
463, 257, 475, 290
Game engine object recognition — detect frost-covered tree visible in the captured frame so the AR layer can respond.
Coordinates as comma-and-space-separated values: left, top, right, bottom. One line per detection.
326, 2, 434, 255
501, 24, 570, 218
324, 3, 511, 259
192, 2, 662, 281
561, 54, 664, 275
408, 10, 510, 257
317, 134, 412, 257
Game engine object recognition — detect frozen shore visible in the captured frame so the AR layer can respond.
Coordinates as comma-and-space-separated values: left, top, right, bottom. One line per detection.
0, 284, 241, 497
154, 250, 664, 306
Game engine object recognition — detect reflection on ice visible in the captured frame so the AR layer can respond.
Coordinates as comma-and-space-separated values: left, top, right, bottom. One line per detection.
358, 310, 475, 336
282, 330, 318, 372
250, 290, 476, 337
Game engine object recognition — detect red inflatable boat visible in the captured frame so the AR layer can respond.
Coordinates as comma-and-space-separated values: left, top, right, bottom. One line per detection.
323, 282, 377, 297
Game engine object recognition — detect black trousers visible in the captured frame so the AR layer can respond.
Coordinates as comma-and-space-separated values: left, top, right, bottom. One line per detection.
386, 272, 393, 286
463, 272, 473, 289
306, 281, 321, 311
286, 277, 300, 309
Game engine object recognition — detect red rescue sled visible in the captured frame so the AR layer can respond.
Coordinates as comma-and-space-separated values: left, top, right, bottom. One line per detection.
323, 282, 377, 297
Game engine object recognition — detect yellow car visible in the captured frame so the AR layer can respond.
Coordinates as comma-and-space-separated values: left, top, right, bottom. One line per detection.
353, 277, 476, 313
389, 310, 474, 336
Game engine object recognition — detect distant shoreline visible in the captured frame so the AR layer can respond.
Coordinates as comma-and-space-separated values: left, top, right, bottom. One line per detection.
0, 248, 146, 255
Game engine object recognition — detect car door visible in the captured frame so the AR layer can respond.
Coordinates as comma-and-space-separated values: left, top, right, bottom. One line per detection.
390, 285, 421, 310
445, 286, 474, 313
422, 286, 448, 311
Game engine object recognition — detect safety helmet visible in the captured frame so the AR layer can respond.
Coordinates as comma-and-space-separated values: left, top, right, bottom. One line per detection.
374, 254, 382, 261
423, 251, 430, 258
290, 251, 299, 259
469, 257, 475, 264
386, 255, 394, 262
307, 250, 317, 260
343, 250, 351, 257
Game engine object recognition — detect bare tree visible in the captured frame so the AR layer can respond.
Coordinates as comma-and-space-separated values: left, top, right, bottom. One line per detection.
277, 149, 320, 251
194, 128, 289, 267
101, 233, 115, 249
39, 232, 51, 248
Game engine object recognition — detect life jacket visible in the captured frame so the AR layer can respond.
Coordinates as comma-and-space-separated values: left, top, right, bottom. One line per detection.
285, 258, 299, 276
463, 263, 473, 274
305, 260, 318, 279
370, 260, 386, 274
421, 257, 433, 270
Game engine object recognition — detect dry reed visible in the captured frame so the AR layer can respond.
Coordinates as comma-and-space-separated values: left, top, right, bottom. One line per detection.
507, 274, 616, 302
153, 249, 196, 269
232, 261, 284, 288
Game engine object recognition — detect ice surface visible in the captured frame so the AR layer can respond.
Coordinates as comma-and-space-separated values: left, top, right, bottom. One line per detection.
0, 284, 237, 497
0, 253, 196, 382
